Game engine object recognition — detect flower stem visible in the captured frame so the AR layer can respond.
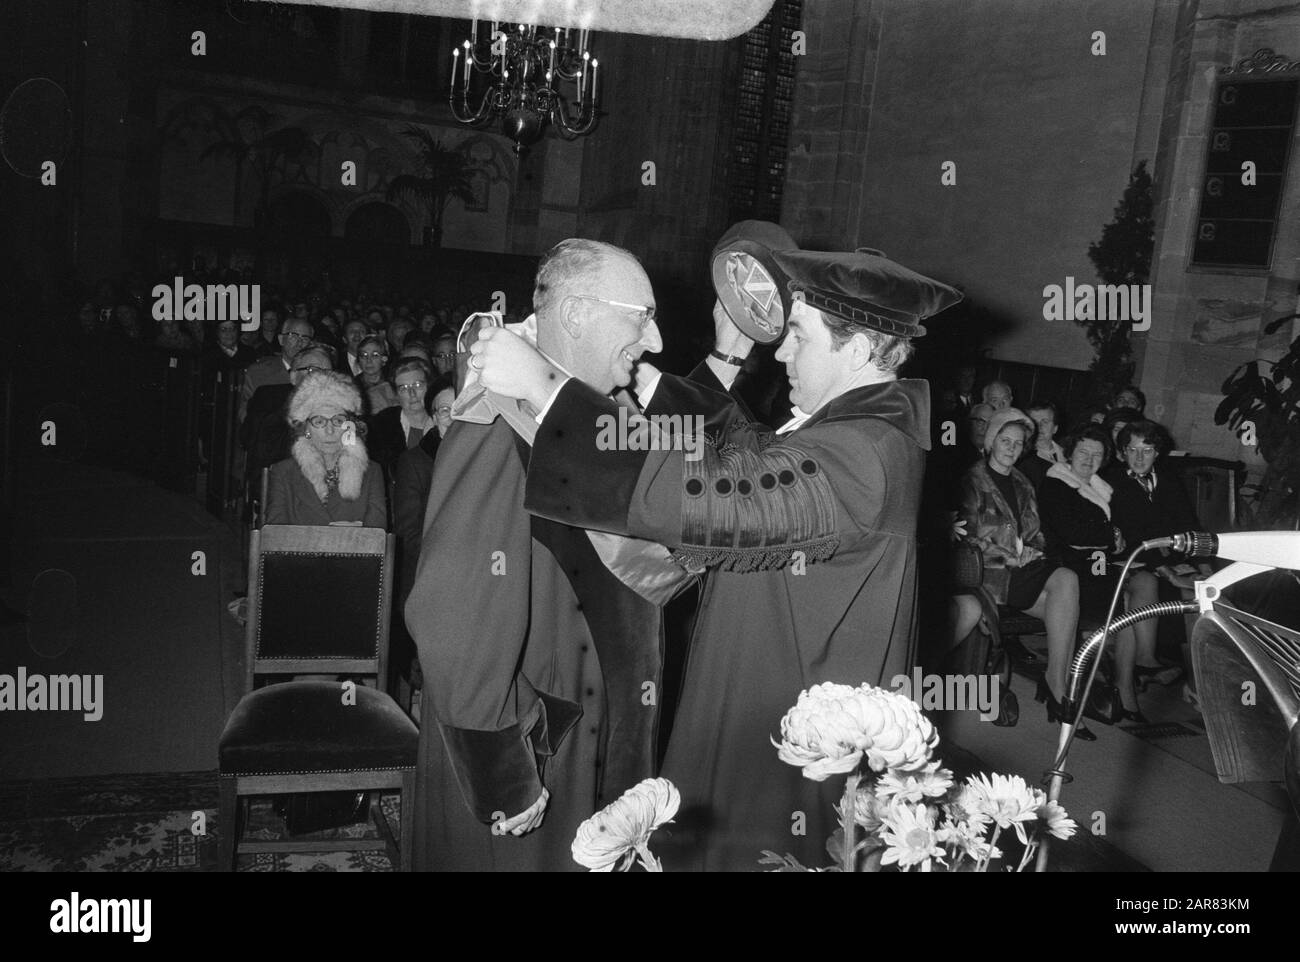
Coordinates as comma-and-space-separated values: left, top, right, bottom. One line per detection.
841, 770, 860, 873
978, 826, 1002, 873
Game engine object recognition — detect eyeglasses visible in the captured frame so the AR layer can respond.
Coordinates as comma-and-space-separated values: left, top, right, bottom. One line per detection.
433, 352, 459, 362
396, 381, 426, 395
293, 365, 326, 376
359, 351, 386, 360
435, 405, 453, 417
306, 414, 353, 430
1125, 445, 1156, 456
281, 331, 311, 342
568, 294, 657, 330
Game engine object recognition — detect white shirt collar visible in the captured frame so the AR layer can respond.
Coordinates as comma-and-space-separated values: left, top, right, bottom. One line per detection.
777, 406, 811, 435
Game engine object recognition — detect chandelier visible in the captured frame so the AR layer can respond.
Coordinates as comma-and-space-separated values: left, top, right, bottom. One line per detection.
449, 21, 600, 155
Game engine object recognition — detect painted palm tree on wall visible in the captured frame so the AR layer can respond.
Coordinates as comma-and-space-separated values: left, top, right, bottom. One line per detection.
385, 126, 476, 248
198, 105, 312, 230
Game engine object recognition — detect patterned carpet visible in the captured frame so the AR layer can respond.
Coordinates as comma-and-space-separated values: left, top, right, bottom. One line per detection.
0, 771, 400, 872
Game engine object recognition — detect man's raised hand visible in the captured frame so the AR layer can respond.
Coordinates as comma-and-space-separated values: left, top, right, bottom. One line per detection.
469, 326, 562, 412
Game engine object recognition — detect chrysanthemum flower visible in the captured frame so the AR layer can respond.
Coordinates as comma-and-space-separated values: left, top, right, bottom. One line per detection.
571, 777, 680, 872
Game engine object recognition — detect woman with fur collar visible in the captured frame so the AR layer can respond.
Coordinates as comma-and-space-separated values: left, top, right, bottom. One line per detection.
954, 408, 1088, 738
1037, 424, 1148, 723
265, 370, 388, 528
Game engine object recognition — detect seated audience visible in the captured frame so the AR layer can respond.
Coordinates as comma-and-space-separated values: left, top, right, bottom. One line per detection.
428, 324, 459, 380
981, 379, 1013, 411
1111, 384, 1146, 414
242, 344, 335, 496
1106, 419, 1204, 700
365, 358, 436, 480
265, 371, 387, 527
1016, 399, 1065, 490
1103, 406, 1143, 449
954, 408, 1088, 738
340, 320, 368, 376
354, 333, 399, 416
1037, 423, 1157, 721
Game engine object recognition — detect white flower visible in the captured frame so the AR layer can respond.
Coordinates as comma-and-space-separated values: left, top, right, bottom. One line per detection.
967, 773, 1041, 844
940, 815, 1001, 864
773, 682, 938, 782
1035, 799, 1077, 840
879, 803, 947, 872
571, 777, 680, 872
876, 766, 954, 804
835, 785, 885, 833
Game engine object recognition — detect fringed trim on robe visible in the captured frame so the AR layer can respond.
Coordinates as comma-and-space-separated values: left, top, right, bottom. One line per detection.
674, 442, 839, 572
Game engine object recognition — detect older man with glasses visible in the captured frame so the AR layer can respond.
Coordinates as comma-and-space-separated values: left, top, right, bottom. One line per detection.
239, 317, 315, 423
240, 344, 334, 503
404, 238, 671, 872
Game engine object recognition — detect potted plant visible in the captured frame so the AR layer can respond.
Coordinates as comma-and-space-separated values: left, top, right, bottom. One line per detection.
386, 127, 477, 248
1215, 312, 1300, 527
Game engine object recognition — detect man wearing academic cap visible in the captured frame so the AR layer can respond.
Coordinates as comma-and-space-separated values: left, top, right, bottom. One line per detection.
470, 246, 962, 870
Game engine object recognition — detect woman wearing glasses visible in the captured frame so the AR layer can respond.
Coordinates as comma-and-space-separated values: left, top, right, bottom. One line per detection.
364, 358, 437, 480
354, 333, 399, 416
1107, 419, 1202, 707
265, 371, 387, 527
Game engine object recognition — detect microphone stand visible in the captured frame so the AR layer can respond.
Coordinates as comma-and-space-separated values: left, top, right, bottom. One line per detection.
1034, 541, 1201, 872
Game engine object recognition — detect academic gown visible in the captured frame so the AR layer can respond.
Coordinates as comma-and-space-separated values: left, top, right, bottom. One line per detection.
524, 374, 931, 871
404, 414, 665, 871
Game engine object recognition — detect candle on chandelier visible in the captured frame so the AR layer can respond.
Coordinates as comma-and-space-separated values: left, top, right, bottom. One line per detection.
548, 40, 556, 81
462, 40, 471, 85
591, 58, 598, 104
471, 19, 478, 45
579, 51, 589, 102
450, 47, 459, 91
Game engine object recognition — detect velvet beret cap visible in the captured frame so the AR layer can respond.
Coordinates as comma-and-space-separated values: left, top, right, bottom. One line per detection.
710, 220, 799, 344
772, 248, 963, 338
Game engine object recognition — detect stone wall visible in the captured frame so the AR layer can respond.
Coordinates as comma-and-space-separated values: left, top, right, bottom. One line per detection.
784, 0, 1160, 373
1140, 0, 1300, 467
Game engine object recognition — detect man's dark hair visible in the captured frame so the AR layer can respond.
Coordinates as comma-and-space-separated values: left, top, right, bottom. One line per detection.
1116, 419, 1173, 457
1025, 399, 1059, 419
1114, 385, 1146, 410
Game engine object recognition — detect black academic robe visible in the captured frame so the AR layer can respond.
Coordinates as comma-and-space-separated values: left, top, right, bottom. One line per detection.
404, 415, 664, 871
524, 375, 930, 871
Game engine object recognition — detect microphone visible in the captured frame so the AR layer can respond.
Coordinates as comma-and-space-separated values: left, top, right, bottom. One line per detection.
1138, 531, 1300, 570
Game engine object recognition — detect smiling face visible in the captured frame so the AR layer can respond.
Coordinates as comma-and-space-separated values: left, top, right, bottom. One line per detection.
1123, 433, 1158, 477
559, 253, 662, 395
985, 384, 1012, 411
988, 422, 1028, 474
344, 321, 368, 354
1070, 437, 1105, 481
774, 301, 857, 415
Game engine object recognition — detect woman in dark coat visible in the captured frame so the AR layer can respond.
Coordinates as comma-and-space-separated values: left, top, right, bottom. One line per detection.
365, 358, 437, 483
1038, 424, 1149, 722
956, 408, 1086, 737
265, 371, 387, 528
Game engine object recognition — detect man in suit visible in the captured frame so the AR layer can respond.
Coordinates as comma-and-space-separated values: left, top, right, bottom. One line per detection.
241, 344, 335, 491
472, 246, 962, 869
239, 317, 314, 422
